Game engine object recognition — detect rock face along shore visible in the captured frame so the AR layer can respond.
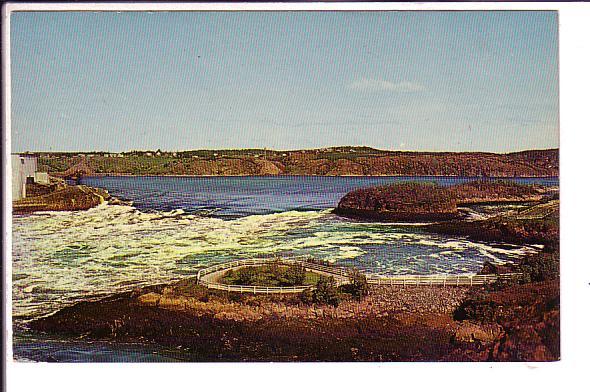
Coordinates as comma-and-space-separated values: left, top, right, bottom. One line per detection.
27, 281, 472, 361
27, 274, 559, 362
13, 183, 112, 214
334, 181, 545, 222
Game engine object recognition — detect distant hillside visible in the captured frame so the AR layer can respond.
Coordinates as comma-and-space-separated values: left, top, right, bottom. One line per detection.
36, 147, 558, 177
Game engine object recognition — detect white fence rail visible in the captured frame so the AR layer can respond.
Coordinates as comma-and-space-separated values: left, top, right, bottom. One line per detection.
195, 258, 349, 294
195, 258, 522, 294
367, 273, 522, 287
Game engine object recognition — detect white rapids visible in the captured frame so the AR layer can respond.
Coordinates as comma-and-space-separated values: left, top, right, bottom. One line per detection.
12, 202, 540, 320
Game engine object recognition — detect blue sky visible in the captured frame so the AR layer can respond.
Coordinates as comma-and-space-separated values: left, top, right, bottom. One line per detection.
11, 11, 558, 153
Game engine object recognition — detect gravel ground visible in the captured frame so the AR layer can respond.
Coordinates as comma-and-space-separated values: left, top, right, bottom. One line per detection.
138, 284, 470, 322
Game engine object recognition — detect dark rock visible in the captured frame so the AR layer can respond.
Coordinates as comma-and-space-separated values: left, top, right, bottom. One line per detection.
478, 262, 515, 275
13, 185, 109, 213
334, 181, 543, 223
453, 321, 504, 343
334, 182, 458, 222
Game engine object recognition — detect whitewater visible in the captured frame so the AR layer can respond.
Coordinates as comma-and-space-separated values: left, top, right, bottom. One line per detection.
12, 201, 540, 321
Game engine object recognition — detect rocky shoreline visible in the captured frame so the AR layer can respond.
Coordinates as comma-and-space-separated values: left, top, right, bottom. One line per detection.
26, 269, 559, 361
26, 280, 469, 361
334, 181, 546, 222
12, 182, 125, 214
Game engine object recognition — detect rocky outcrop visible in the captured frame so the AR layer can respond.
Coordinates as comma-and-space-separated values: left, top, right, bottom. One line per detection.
27, 281, 469, 361
26, 275, 559, 361
334, 181, 545, 223
334, 183, 459, 222
453, 321, 505, 343
428, 201, 559, 247
452, 181, 543, 204
25, 183, 59, 198
135, 285, 469, 322
478, 261, 515, 275
449, 280, 559, 361
13, 184, 110, 213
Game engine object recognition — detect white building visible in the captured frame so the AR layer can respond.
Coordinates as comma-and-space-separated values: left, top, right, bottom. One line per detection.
12, 154, 38, 200
34, 172, 50, 185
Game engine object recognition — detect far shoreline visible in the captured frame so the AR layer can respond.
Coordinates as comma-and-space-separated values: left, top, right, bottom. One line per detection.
73, 173, 560, 179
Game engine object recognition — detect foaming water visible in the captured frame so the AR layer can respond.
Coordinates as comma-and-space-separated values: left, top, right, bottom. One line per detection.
13, 202, 539, 321
13, 204, 325, 319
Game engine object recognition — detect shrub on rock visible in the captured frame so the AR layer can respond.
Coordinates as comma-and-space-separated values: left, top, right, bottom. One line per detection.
519, 251, 559, 283
313, 276, 340, 307
340, 269, 369, 300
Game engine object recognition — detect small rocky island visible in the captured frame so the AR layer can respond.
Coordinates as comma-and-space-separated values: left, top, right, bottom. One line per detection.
334, 182, 460, 222
334, 181, 544, 222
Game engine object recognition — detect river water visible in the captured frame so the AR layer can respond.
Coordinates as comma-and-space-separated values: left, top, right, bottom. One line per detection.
11, 175, 557, 361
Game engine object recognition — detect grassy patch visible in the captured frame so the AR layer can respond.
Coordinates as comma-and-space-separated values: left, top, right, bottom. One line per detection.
220, 264, 319, 287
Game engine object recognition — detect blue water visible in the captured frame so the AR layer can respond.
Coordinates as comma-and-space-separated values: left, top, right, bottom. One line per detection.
13, 175, 558, 362
13, 332, 191, 362
81, 175, 558, 218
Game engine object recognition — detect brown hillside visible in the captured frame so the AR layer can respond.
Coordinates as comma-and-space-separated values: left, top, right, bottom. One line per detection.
40, 148, 558, 177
